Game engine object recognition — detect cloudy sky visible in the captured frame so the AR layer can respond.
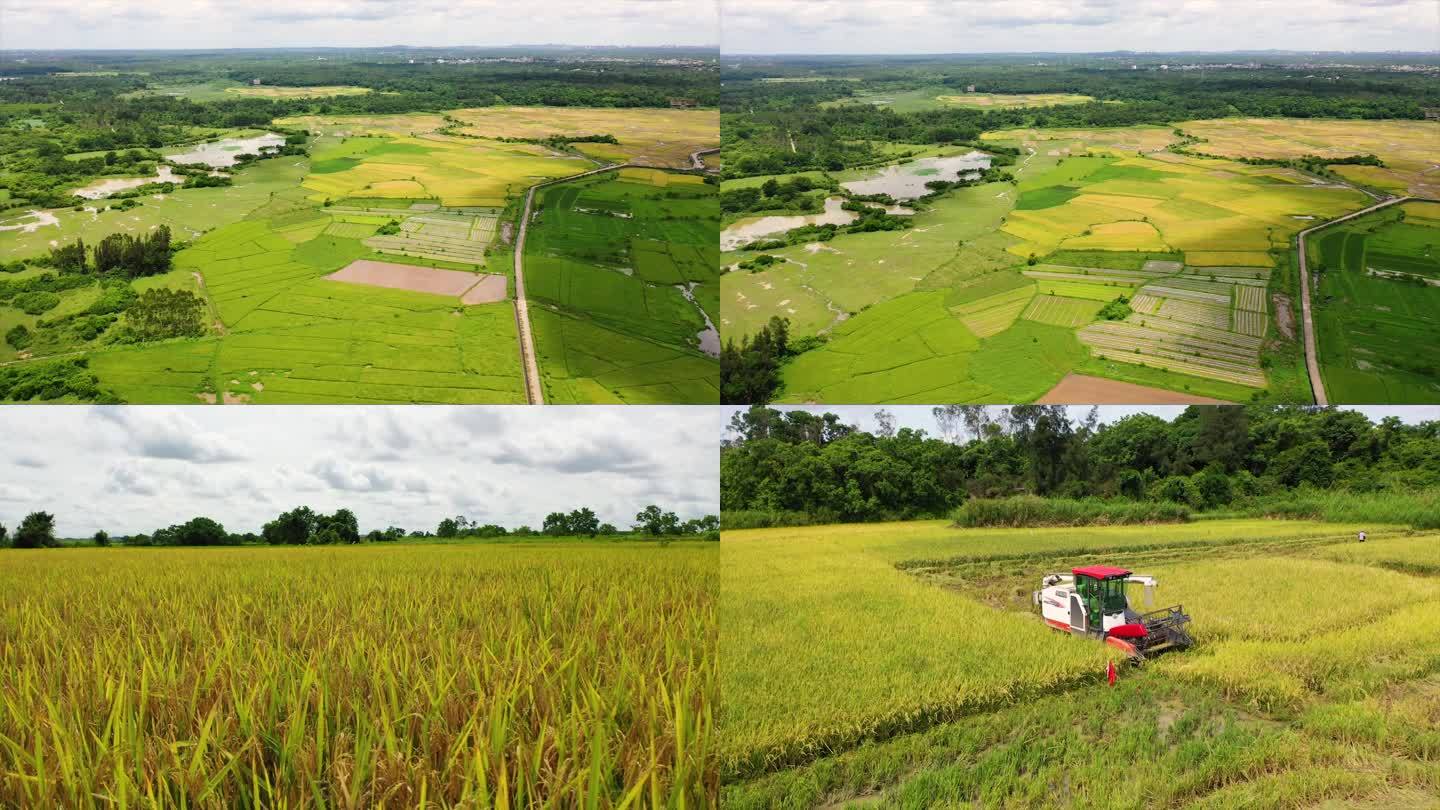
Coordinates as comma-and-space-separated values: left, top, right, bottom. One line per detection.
0, 407, 717, 538
721, 405, 1440, 439
721, 0, 1439, 54
0, 0, 717, 50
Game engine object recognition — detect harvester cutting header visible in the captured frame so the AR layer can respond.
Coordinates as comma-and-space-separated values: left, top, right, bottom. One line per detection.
1033, 565, 1194, 660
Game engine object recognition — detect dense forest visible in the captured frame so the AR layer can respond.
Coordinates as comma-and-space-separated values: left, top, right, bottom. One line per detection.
720, 59, 1439, 177
721, 405, 1440, 526
0, 503, 721, 548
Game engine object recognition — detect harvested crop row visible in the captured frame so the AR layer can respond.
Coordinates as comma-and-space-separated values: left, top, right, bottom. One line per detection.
1081, 332, 1262, 375
1181, 265, 1271, 280
1152, 276, 1238, 296
1235, 284, 1268, 313
1130, 293, 1162, 314
1158, 298, 1232, 329
1085, 343, 1266, 387
1110, 316, 1265, 350
1140, 283, 1230, 305
1086, 320, 1262, 358
1234, 309, 1268, 337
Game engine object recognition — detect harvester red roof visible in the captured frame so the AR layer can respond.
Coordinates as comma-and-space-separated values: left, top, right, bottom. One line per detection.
1073, 565, 1132, 579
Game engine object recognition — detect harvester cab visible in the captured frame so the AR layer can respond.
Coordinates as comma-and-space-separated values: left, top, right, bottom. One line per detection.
1033, 565, 1193, 660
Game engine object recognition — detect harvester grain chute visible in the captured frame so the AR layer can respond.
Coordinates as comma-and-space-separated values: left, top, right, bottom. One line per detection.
1032, 565, 1193, 660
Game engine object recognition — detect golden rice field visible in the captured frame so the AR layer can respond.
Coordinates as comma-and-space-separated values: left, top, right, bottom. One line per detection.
989, 138, 1366, 260
1179, 118, 1440, 198
272, 122, 592, 208
445, 107, 720, 169
278, 113, 452, 138
0, 543, 717, 808
226, 86, 374, 99
722, 520, 1440, 808
936, 92, 1095, 109
983, 125, 1180, 155
718, 519, 1385, 779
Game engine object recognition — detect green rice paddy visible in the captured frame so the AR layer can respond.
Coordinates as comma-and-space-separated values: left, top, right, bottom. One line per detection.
85, 216, 524, 404
525, 168, 719, 404
3, 105, 729, 403
723, 120, 1410, 403
1310, 200, 1440, 403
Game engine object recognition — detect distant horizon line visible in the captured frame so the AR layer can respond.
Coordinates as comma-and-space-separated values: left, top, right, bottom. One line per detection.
0, 44, 720, 54
723, 49, 1440, 58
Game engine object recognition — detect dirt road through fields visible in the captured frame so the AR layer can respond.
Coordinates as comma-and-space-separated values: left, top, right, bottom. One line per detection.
513, 162, 640, 404
1295, 195, 1414, 406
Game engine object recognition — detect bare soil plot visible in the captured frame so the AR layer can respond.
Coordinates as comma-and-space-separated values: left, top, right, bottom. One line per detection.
1038, 374, 1228, 404
326, 259, 489, 298
460, 274, 507, 304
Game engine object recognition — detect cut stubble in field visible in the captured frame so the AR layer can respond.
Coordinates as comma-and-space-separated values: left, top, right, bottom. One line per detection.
1037, 373, 1229, 404
326, 259, 505, 303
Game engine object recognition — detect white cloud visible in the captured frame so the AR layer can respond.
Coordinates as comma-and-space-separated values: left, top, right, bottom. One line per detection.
0, 406, 717, 538
1, 0, 719, 48
309, 458, 432, 493
720, 0, 1438, 53
91, 408, 250, 463
0, 483, 37, 501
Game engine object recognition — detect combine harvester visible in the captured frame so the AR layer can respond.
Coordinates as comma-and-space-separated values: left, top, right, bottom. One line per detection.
1033, 565, 1194, 660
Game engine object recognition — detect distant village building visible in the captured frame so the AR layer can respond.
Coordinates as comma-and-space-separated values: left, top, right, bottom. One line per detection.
1425, 108, 1440, 120
251, 78, 262, 86
965, 84, 976, 93
670, 97, 698, 109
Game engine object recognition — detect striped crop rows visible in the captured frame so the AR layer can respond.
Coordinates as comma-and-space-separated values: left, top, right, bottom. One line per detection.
1079, 261, 1273, 388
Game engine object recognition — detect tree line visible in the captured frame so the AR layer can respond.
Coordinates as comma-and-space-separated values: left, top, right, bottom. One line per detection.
721, 404, 1440, 524
0, 504, 721, 548
720, 64, 1438, 179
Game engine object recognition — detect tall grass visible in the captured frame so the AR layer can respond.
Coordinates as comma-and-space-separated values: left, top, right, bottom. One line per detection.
950, 496, 1192, 528
0, 544, 717, 808
1237, 489, 1440, 529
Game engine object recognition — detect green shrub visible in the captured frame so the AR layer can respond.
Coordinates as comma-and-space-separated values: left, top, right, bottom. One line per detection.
0, 357, 115, 403
950, 496, 1191, 528
5, 323, 32, 351
13, 291, 60, 315
1097, 295, 1132, 321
